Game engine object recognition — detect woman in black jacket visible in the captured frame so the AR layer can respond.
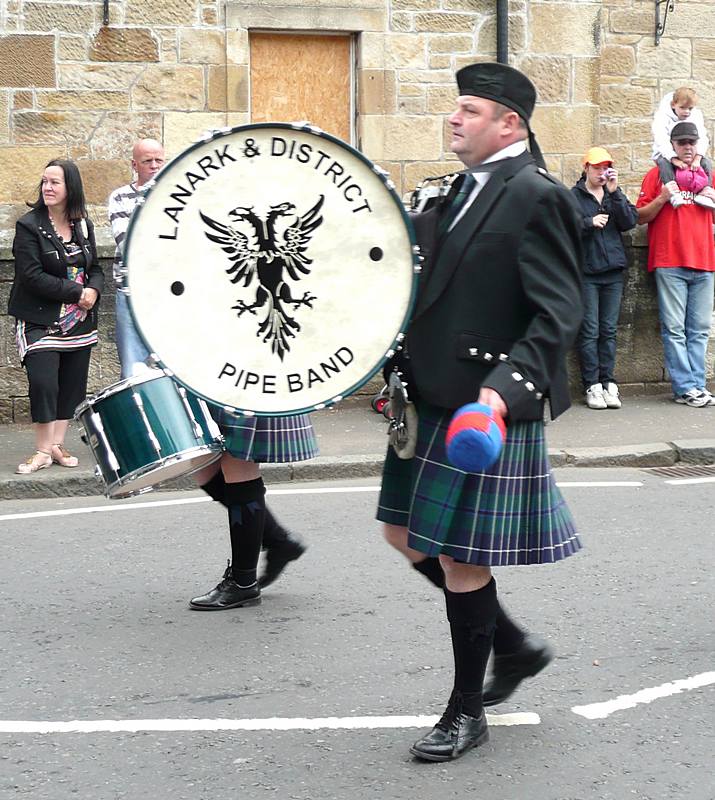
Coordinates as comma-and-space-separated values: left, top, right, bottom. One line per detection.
571, 147, 638, 410
8, 159, 104, 473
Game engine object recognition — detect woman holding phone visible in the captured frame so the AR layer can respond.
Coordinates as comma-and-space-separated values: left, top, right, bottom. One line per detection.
571, 147, 638, 410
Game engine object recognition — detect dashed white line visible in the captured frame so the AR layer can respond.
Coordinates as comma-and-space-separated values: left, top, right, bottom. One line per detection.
572, 671, 715, 719
0, 712, 539, 735
664, 476, 715, 485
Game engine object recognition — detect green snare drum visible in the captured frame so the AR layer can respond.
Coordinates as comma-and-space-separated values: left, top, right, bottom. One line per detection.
75, 370, 224, 498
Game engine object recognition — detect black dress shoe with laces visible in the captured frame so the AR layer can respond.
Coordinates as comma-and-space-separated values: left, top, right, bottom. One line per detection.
483, 635, 553, 706
410, 696, 488, 762
189, 561, 261, 610
259, 537, 306, 589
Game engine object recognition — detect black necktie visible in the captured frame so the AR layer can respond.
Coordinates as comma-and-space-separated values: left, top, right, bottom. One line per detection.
439, 173, 477, 236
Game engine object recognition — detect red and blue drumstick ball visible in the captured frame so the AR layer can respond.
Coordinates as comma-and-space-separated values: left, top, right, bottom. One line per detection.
445, 402, 507, 473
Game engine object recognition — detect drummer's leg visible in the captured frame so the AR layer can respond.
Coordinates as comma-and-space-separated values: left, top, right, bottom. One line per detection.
194, 464, 306, 589
189, 454, 264, 610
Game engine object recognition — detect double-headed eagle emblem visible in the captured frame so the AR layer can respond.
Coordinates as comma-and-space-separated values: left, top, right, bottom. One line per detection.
200, 195, 324, 360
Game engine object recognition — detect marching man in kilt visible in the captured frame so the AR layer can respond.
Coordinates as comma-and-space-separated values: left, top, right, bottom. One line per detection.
189, 410, 317, 609
377, 62, 583, 761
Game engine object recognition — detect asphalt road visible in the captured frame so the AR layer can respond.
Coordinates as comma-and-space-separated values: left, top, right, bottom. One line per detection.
0, 469, 713, 800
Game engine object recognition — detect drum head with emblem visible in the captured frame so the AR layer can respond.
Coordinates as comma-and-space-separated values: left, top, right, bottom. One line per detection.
124, 123, 418, 416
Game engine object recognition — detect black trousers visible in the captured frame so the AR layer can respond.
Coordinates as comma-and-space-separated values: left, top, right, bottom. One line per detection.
24, 347, 92, 423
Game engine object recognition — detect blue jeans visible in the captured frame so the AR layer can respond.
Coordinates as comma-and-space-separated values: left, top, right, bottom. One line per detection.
115, 291, 150, 380
655, 267, 714, 395
577, 279, 624, 388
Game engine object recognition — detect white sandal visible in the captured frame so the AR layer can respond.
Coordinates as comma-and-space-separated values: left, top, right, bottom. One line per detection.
51, 443, 79, 468
16, 450, 53, 474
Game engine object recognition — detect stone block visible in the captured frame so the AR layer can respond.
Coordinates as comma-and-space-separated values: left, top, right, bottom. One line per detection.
442, 0, 490, 10
600, 84, 653, 117
574, 58, 600, 104
671, 440, 715, 466
132, 66, 205, 111
519, 55, 570, 104
429, 55, 451, 70
12, 91, 33, 111
226, 29, 249, 65
58, 36, 88, 62
600, 44, 635, 76
208, 66, 247, 112
202, 7, 218, 25
383, 115, 442, 161
694, 40, 715, 62
404, 159, 458, 192
58, 64, 144, 91
90, 113, 162, 160
398, 97, 425, 114
0, 93, 8, 144
392, 0, 434, 9
164, 112, 228, 158
360, 33, 386, 70
391, 12, 413, 33
609, 9, 651, 35
636, 39, 691, 78
0, 34, 55, 88
178, 28, 225, 64
359, 70, 395, 115
531, 4, 600, 56
36, 90, 129, 111
667, 4, 715, 38
428, 34, 473, 54
77, 159, 131, 205
414, 13, 475, 34
385, 33, 427, 69
125, 0, 197, 26
426, 85, 457, 114
399, 69, 453, 84
621, 120, 652, 144
24, 2, 93, 33
13, 111, 101, 146
531, 105, 598, 155
89, 27, 159, 63
479, 13, 526, 55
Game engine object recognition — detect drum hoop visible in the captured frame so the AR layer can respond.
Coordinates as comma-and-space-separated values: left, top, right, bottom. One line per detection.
123, 121, 420, 417
104, 445, 224, 499
77, 369, 168, 412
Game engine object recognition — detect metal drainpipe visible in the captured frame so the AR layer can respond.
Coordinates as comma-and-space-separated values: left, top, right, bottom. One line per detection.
496, 0, 508, 64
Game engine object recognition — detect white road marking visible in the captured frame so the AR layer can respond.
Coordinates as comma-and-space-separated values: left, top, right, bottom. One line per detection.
555, 481, 643, 488
0, 486, 380, 522
0, 481, 645, 524
0, 712, 539, 734
664, 476, 715, 485
572, 671, 715, 720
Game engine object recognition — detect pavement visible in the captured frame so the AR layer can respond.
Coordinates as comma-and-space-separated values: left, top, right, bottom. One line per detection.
1, 392, 715, 500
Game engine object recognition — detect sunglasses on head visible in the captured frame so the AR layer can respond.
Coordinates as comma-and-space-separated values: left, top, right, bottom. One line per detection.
675, 138, 697, 146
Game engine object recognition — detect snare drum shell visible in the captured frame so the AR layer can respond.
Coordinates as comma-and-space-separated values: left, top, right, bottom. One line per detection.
76, 372, 223, 498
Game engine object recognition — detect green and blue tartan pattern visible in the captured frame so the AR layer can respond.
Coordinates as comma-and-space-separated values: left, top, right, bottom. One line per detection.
377, 403, 580, 566
210, 407, 318, 463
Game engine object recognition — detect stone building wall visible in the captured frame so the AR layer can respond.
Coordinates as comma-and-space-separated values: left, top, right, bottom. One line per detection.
1, 0, 714, 420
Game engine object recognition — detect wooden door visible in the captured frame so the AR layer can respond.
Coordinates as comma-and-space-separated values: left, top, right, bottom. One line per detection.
250, 32, 353, 143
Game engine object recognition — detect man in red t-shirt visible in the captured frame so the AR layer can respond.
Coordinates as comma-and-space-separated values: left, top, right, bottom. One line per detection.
637, 121, 715, 407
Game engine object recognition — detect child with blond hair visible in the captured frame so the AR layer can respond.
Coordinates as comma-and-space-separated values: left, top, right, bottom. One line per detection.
652, 86, 714, 209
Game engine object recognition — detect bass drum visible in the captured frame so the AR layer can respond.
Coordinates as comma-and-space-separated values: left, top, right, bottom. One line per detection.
123, 123, 419, 416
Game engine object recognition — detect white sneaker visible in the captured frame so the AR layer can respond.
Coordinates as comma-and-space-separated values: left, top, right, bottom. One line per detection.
673, 388, 709, 407
670, 191, 686, 208
694, 194, 715, 210
696, 389, 715, 406
585, 383, 607, 409
602, 382, 622, 409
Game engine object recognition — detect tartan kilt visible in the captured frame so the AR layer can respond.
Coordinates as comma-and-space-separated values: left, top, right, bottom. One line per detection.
377, 402, 580, 566
210, 406, 318, 463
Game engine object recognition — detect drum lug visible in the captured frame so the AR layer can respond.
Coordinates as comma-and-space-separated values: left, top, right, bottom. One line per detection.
88, 410, 121, 474
133, 392, 162, 454
177, 385, 204, 440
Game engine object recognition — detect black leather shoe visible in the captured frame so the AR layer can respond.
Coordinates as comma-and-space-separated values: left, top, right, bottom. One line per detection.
483, 635, 553, 706
259, 537, 306, 588
189, 562, 261, 610
410, 700, 488, 762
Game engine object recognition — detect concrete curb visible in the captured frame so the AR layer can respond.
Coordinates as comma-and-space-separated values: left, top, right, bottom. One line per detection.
2, 440, 715, 501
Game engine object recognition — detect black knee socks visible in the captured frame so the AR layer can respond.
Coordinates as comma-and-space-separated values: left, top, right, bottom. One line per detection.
225, 478, 266, 588
444, 578, 498, 717
413, 557, 445, 589
493, 604, 526, 655
201, 472, 288, 549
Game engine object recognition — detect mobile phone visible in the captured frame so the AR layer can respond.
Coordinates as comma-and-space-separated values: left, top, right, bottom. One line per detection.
604, 168, 616, 179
